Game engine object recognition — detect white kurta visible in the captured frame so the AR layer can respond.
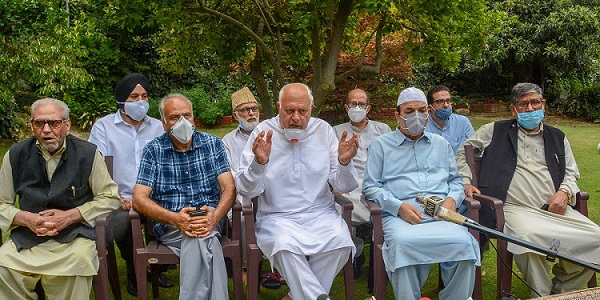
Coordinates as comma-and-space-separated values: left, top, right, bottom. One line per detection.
457, 122, 600, 263
333, 120, 391, 223
235, 116, 358, 260
222, 127, 251, 206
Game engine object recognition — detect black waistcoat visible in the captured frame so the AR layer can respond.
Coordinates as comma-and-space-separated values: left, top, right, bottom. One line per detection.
9, 135, 97, 251
477, 120, 565, 229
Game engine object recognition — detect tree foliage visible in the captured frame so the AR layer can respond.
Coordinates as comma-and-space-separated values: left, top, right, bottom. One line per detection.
148, 0, 498, 116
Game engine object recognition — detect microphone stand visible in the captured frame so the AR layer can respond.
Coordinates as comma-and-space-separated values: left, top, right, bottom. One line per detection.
460, 219, 600, 273
415, 194, 600, 273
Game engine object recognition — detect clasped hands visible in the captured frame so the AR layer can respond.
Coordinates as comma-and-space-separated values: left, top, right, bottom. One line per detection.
177, 206, 216, 238
251, 129, 359, 165
23, 209, 79, 237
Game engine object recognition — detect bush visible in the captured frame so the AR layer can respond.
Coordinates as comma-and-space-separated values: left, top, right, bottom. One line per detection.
552, 81, 600, 122
177, 84, 234, 126
0, 90, 19, 140
66, 90, 115, 130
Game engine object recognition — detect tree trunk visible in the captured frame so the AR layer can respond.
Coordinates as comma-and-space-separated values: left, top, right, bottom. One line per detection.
250, 20, 275, 118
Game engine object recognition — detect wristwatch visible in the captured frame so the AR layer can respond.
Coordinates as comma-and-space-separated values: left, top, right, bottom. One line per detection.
558, 188, 571, 199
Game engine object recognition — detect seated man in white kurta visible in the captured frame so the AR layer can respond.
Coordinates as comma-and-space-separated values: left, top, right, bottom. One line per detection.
236, 83, 359, 300
456, 82, 600, 298
363, 87, 480, 300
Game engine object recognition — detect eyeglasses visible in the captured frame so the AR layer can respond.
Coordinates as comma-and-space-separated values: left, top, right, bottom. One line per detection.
348, 102, 368, 109
237, 106, 259, 113
31, 119, 67, 129
432, 98, 452, 105
515, 98, 543, 109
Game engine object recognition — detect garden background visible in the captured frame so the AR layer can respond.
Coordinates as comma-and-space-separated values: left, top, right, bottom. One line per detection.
2, 0, 600, 298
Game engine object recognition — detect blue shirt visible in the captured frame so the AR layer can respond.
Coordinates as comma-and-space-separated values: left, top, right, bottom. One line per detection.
137, 131, 230, 236
362, 130, 479, 270
362, 130, 465, 218
425, 113, 474, 154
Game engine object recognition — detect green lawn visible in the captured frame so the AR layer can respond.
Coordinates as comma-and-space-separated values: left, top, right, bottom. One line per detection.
1, 112, 598, 299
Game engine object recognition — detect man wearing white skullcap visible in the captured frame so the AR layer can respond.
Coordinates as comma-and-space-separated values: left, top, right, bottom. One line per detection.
363, 87, 480, 299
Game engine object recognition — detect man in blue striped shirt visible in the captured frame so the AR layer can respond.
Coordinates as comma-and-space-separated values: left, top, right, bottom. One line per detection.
133, 93, 236, 300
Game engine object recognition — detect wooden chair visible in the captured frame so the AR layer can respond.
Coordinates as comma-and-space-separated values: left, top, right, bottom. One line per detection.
362, 195, 483, 300
243, 191, 356, 300
101, 155, 122, 300
129, 201, 244, 300
463, 144, 597, 300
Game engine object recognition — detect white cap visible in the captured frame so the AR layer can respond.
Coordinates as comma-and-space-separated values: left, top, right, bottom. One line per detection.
397, 87, 427, 106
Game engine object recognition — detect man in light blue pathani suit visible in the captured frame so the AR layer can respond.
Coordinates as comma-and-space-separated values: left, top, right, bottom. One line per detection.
363, 87, 480, 300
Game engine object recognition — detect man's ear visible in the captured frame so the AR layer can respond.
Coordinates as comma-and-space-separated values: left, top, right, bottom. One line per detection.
509, 105, 517, 118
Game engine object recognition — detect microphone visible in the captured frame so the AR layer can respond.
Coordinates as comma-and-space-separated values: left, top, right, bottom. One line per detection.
316, 295, 331, 300
415, 193, 477, 225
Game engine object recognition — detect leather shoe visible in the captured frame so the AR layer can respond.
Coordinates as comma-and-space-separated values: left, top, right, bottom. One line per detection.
147, 272, 174, 288
157, 273, 174, 288
353, 251, 365, 280
126, 280, 137, 297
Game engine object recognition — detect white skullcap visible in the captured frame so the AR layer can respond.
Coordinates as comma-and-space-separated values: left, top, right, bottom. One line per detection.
397, 87, 427, 106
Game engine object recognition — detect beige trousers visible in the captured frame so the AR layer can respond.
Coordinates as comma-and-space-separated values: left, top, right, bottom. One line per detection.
514, 252, 594, 298
0, 266, 92, 300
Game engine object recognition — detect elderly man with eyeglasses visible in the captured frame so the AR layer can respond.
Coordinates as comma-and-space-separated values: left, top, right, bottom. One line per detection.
425, 85, 474, 154
0, 98, 120, 299
456, 83, 600, 297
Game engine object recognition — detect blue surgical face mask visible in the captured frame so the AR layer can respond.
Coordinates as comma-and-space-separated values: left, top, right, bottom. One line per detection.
517, 109, 545, 130
433, 107, 452, 121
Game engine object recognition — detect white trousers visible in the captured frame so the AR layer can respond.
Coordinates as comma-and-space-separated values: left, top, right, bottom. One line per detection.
271, 247, 352, 300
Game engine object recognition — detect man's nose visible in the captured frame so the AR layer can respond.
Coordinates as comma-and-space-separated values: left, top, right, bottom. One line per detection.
291, 111, 302, 120
42, 123, 53, 132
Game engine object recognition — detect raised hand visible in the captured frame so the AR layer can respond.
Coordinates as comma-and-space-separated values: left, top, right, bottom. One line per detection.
253, 130, 273, 165
338, 130, 359, 165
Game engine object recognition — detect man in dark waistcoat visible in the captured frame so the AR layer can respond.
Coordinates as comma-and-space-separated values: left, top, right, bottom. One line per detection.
456, 83, 600, 297
0, 98, 120, 299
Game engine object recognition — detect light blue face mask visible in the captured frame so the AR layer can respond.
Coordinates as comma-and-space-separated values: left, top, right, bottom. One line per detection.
517, 109, 544, 130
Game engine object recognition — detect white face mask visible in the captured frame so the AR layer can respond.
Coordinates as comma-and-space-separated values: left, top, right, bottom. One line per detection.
348, 107, 367, 123
120, 100, 149, 121
282, 128, 307, 143
235, 111, 259, 132
170, 116, 194, 144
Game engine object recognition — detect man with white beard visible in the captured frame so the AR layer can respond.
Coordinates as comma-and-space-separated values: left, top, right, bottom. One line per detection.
223, 87, 261, 179
221, 87, 262, 285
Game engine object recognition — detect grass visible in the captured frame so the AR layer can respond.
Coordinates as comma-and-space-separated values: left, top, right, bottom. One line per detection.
1, 112, 599, 299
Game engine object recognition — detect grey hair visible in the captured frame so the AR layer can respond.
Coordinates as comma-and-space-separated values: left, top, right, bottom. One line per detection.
510, 83, 543, 105
159, 93, 194, 122
278, 83, 314, 105
30, 98, 70, 119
